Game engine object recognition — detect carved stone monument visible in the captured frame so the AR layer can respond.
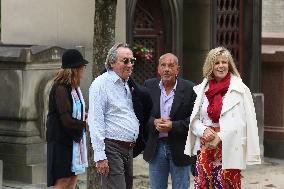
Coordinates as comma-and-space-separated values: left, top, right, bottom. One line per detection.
0, 45, 85, 183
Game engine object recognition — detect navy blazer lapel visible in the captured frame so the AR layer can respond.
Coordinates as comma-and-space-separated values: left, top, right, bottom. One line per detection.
153, 80, 161, 117
169, 78, 184, 118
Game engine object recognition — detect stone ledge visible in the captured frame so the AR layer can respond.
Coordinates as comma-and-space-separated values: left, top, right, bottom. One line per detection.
262, 32, 284, 63
262, 32, 284, 45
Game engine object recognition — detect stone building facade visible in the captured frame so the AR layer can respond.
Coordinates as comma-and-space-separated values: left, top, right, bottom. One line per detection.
0, 0, 263, 184
262, 0, 284, 32
262, 0, 284, 158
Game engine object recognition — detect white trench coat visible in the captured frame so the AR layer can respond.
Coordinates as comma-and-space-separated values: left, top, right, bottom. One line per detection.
184, 75, 261, 169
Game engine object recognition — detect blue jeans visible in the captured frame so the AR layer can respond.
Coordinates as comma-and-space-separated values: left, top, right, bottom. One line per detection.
149, 140, 190, 189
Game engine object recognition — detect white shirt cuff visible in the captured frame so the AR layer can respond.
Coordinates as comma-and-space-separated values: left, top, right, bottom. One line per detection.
196, 123, 208, 137
93, 151, 107, 162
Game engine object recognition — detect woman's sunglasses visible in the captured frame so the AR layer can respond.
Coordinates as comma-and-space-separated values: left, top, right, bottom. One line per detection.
122, 57, 136, 65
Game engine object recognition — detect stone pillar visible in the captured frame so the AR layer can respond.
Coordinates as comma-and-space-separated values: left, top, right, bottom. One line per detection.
242, 0, 264, 158
253, 94, 264, 158
0, 45, 85, 183
182, 0, 212, 83
0, 160, 2, 186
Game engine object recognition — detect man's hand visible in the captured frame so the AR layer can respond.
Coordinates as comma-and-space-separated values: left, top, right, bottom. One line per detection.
154, 118, 163, 132
154, 118, 163, 127
96, 159, 109, 176
155, 118, 172, 132
203, 128, 216, 142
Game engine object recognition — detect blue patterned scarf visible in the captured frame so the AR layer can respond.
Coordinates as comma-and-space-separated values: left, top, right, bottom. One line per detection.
71, 87, 88, 175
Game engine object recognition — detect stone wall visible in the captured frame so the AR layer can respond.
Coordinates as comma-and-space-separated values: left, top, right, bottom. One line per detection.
262, 0, 284, 159
1, 0, 126, 103
262, 33, 284, 158
262, 0, 284, 32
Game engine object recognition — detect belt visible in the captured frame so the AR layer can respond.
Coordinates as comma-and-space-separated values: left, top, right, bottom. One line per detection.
106, 138, 136, 149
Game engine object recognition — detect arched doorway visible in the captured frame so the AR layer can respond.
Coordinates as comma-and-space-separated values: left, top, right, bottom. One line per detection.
126, 0, 182, 84
132, 0, 165, 84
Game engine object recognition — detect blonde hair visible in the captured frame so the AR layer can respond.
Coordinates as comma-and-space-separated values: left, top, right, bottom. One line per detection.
203, 46, 240, 80
53, 68, 81, 87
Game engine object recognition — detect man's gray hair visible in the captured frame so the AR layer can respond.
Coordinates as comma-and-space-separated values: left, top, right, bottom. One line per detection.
105, 42, 130, 70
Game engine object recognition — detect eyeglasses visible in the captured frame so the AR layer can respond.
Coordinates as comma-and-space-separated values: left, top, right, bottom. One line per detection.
122, 57, 136, 65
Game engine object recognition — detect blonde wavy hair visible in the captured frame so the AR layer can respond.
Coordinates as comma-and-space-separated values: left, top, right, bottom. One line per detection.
53, 68, 82, 87
203, 46, 240, 80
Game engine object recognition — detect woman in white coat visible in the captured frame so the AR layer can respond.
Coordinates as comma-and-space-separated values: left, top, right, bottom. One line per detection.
184, 47, 261, 189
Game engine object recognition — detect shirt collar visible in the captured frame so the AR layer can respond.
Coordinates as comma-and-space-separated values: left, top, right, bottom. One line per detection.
159, 79, 178, 92
108, 70, 129, 84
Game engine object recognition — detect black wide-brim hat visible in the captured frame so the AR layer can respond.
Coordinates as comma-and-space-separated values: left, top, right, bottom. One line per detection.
61, 49, 89, 69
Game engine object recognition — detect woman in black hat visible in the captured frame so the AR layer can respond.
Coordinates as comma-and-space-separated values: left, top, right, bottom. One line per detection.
46, 49, 88, 188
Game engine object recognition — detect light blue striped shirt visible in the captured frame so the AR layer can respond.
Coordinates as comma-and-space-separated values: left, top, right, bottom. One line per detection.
88, 70, 139, 162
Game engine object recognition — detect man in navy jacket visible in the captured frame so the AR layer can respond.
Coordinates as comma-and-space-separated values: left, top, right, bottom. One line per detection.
143, 53, 196, 189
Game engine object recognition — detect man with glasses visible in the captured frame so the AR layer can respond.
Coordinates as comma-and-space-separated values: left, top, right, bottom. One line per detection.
143, 53, 196, 189
88, 42, 152, 189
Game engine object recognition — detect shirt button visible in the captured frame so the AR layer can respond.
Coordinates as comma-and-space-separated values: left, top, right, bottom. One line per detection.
235, 147, 238, 151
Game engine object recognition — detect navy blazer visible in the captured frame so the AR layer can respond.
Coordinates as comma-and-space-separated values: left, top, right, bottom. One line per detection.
143, 77, 196, 166
128, 77, 153, 158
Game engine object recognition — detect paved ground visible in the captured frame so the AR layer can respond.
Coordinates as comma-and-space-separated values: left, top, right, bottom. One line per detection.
1, 156, 284, 189
134, 156, 284, 189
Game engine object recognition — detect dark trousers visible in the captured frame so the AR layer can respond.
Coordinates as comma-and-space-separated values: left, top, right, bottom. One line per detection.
101, 139, 133, 189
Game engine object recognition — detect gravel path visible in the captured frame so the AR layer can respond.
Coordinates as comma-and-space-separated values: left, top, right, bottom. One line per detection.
1, 156, 283, 189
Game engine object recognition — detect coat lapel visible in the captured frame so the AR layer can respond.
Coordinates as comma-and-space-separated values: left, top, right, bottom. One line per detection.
152, 80, 161, 117
169, 78, 184, 118
190, 78, 208, 121
221, 75, 245, 115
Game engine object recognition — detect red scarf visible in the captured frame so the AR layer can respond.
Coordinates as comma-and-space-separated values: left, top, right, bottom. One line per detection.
205, 74, 231, 123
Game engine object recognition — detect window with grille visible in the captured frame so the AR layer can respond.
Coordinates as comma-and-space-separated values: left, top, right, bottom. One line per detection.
214, 0, 243, 74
